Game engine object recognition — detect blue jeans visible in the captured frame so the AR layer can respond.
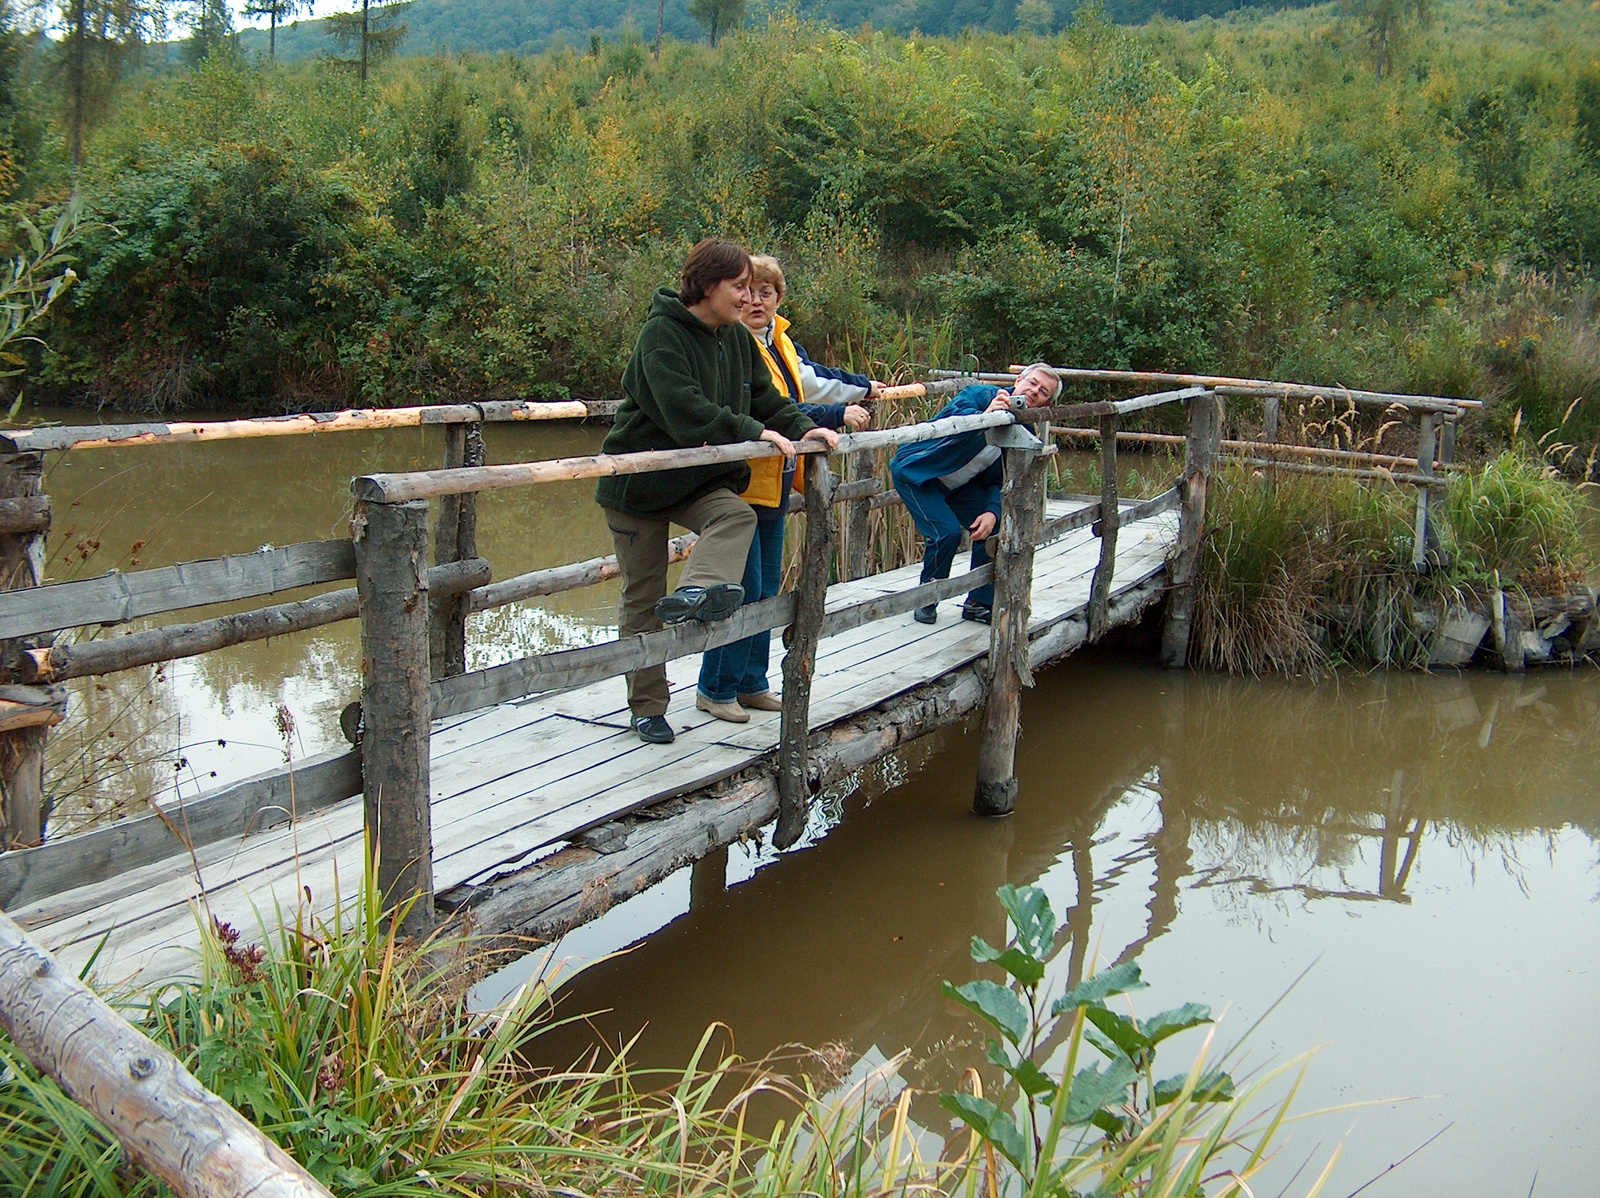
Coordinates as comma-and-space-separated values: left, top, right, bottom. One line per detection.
892, 474, 995, 608
698, 505, 787, 703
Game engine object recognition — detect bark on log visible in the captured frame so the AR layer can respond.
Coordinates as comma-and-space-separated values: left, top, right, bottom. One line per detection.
431, 422, 483, 679
0, 911, 335, 1198
843, 450, 873, 582
6, 559, 488, 684
353, 500, 435, 935
973, 448, 1047, 817
0, 452, 47, 852
1412, 413, 1442, 572
1088, 414, 1119, 641
776, 457, 835, 850
0, 496, 50, 536
1159, 392, 1223, 669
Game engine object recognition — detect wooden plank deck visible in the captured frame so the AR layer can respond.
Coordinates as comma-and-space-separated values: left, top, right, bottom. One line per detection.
10, 500, 1176, 983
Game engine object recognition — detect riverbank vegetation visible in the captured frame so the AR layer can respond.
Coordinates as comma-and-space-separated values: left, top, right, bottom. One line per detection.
5, 0, 1600, 476
1, 879, 1328, 1197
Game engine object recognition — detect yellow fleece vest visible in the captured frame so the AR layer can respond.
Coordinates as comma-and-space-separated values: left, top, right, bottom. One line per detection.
740, 315, 808, 506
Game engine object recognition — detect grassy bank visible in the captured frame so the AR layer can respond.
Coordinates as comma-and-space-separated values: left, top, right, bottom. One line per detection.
2, 882, 1330, 1198
1193, 452, 1594, 674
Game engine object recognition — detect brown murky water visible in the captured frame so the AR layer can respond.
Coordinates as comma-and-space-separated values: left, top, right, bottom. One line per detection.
31, 411, 1600, 1196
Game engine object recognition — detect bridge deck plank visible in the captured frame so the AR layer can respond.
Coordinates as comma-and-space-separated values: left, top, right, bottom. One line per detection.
14, 501, 1176, 983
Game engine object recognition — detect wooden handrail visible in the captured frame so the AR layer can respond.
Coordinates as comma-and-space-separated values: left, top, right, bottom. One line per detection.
0, 399, 620, 454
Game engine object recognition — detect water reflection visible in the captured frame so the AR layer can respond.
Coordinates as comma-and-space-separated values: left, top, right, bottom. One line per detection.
530, 659, 1600, 1197
32, 411, 614, 829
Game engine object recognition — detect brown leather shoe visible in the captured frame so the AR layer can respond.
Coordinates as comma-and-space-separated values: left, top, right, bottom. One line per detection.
737, 691, 783, 711
696, 693, 750, 723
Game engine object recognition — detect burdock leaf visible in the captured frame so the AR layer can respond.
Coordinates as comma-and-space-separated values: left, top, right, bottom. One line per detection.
1064, 1058, 1138, 1125
1051, 961, 1147, 1014
1143, 1002, 1213, 1046
943, 979, 1029, 1046
971, 937, 1046, 987
996, 884, 1056, 959
1084, 1006, 1150, 1060
1153, 1068, 1235, 1106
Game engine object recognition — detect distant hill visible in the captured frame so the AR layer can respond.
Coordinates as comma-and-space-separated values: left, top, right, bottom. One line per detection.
234, 0, 1320, 61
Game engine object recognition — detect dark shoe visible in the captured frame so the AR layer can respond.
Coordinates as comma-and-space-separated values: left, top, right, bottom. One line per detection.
655, 583, 744, 625
913, 604, 938, 625
632, 715, 675, 744
961, 602, 993, 625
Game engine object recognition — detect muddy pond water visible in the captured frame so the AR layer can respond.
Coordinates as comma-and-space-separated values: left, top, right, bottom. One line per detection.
29, 412, 1600, 1197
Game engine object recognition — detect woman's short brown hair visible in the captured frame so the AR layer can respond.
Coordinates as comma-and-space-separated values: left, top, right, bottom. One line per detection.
679, 239, 752, 306
748, 255, 786, 296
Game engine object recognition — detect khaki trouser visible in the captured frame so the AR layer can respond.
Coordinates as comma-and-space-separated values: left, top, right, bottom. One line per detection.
604, 488, 758, 718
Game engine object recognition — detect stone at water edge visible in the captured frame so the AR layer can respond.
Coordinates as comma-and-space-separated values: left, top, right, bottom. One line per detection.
1428, 606, 1490, 668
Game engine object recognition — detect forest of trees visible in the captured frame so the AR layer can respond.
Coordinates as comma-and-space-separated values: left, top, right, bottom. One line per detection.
8, 0, 1600, 473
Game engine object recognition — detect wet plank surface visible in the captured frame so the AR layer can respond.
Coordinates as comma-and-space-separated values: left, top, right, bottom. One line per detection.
14, 501, 1176, 982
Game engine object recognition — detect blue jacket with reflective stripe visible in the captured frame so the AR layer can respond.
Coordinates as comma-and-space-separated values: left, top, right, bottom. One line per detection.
889, 385, 1003, 495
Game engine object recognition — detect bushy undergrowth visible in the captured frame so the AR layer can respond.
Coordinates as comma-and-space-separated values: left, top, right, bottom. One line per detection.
1, 881, 1332, 1198
1194, 452, 1593, 675
5, 0, 1600, 475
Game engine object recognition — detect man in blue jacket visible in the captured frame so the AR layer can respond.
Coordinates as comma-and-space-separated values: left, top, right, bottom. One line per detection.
889, 363, 1062, 625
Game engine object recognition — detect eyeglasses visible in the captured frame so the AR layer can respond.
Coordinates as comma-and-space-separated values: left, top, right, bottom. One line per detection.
750, 287, 780, 301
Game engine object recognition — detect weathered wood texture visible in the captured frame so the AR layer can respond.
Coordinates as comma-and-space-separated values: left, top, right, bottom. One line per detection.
776, 456, 836, 849
0, 495, 50, 536
353, 500, 435, 934
470, 536, 696, 612
0, 541, 358, 641
0, 400, 615, 454
973, 448, 1047, 817
0, 452, 48, 851
355, 411, 1016, 503
1230, 457, 1447, 488
1051, 426, 1460, 474
931, 367, 1474, 414
1412, 413, 1440, 572
1088, 414, 1119, 641
452, 573, 1170, 944
431, 422, 484, 678
0, 911, 335, 1198
1019, 385, 1208, 426
843, 451, 873, 582
0, 746, 362, 916
5, 559, 488, 684
1159, 392, 1224, 669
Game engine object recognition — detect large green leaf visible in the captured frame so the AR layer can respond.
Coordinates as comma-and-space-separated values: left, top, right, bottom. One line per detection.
1012, 1058, 1059, 1099
943, 979, 1029, 1046
996, 884, 1056, 959
1142, 1002, 1213, 1046
1050, 961, 1147, 1015
1063, 1058, 1137, 1125
940, 1093, 1029, 1173
1084, 1006, 1151, 1061
1153, 1068, 1235, 1106
970, 936, 1047, 988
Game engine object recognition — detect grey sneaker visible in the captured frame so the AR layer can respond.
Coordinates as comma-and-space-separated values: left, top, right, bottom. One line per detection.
632, 715, 675, 744
913, 604, 938, 624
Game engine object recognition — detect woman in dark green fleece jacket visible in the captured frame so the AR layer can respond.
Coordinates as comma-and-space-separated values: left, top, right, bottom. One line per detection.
597, 238, 837, 745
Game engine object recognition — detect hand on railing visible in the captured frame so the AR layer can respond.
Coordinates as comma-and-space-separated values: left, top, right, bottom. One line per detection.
759, 429, 797, 459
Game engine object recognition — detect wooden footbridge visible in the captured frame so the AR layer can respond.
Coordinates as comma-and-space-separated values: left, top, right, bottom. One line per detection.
0, 369, 1476, 1198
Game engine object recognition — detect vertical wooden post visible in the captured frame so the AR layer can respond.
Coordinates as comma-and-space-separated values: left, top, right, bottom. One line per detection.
1439, 417, 1457, 467
1412, 413, 1438, 574
1088, 413, 1119, 641
353, 498, 435, 935
1261, 395, 1280, 443
776, 455, 835, 850
430, 420, 483, 679
1159, 391, 1223, 669
843, 450, 871, 582
0, 452, 49, 850
972, 447, 1047, 818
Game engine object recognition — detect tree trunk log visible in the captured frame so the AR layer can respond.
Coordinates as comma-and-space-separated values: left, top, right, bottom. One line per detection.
0, 911, 335, 1198
1159, 392, 1223, 669
0, 452, 48, 851
973, 447, 1047, 817
431, 422, 483, 679
1088, 414, 1119, 641
353, 500, 435, 935
776, 456, 835, 849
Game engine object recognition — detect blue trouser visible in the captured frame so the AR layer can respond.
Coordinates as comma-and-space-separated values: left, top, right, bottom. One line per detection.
698, 503, 787, 703
893, 474, 995, 608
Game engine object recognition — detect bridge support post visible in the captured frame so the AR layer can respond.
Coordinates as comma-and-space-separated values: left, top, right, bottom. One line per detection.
843, 449, 872, 582
0, 452, 52, 851
354, 498, 436, 936
431, 419, 484, 679
1159, 391, 1223, 670
1088, 413, 1119, 641
776, 454, 835, 850
1411, 413, 1440, 574
973, 445, 1048, 818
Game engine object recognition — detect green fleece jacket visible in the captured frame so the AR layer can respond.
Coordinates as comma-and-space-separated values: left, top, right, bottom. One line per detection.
596, 288, 817, 516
